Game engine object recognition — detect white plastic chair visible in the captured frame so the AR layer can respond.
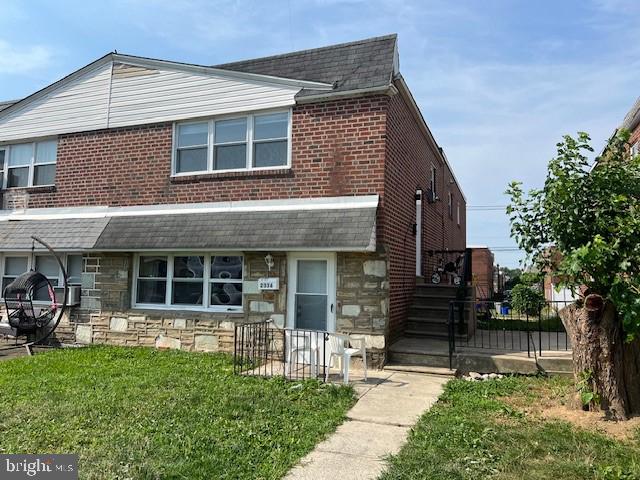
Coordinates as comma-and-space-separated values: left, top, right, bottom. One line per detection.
325, 334, 367, 384
284, 330, 320, 377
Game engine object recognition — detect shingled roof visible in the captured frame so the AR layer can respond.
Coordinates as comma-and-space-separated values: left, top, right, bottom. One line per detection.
622, 96, 640, 133
214, 34, 398, 99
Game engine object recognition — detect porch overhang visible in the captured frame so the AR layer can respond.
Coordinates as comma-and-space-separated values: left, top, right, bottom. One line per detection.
0, 195, 378, 252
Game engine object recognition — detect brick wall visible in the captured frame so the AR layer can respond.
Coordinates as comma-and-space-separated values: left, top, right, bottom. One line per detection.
471, 248, 494, 300
383, 91, 467, 341
16, 96, 388, 209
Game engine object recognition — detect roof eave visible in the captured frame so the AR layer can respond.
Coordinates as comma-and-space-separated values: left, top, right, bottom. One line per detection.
295, 84, 396, 104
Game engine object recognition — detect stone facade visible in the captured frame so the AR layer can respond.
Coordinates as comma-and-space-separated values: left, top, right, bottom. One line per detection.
52, 249, 389, 367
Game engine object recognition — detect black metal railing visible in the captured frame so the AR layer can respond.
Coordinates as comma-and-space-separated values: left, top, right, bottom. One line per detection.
448, 300, 573, 369
233, 319, 329, 382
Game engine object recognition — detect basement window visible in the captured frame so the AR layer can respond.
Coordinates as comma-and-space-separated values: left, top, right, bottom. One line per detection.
173, 110, 291, 175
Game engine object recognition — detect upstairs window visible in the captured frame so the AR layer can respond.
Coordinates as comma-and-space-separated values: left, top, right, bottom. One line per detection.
173, 110, 290, 175
448, 192, 453, 218
5, 139, 57, 188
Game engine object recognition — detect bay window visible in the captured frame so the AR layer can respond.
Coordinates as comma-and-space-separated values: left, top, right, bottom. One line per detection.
5, 139, 57, 188
134, 253, 243, 311
173, 110, 290, 175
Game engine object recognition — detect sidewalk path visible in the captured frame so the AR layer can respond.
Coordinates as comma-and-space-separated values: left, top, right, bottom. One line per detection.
284, 371, 449, 480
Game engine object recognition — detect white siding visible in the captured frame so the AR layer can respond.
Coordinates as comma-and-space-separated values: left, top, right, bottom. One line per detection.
0, 60, 302, 142
107, 64, 299, 128
0, 62, 112, 142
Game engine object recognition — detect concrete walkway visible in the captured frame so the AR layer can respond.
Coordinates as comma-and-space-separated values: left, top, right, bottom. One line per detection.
284, 370, 449, 480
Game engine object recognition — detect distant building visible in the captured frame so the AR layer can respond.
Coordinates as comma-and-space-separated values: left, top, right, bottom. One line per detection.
469, 246, 494, 301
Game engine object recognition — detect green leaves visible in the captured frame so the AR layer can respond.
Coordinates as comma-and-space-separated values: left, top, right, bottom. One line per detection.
506, 130, 640, 337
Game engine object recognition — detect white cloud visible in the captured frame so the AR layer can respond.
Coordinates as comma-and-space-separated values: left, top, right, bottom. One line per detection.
0, 40, 54, 75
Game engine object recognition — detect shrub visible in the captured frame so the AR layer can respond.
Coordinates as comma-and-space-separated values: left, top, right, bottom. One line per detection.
511, 283, 546, 315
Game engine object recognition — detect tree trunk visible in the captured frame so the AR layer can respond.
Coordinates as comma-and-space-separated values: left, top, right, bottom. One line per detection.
560, 294, 640, 420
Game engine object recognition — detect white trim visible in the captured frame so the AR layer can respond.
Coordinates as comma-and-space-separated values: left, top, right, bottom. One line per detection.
0, 195, 379, 221
131, 252, 244, 313
286, 252, 336, 332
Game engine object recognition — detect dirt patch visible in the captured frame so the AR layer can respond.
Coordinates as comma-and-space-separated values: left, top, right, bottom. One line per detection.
503, 384, 640, 441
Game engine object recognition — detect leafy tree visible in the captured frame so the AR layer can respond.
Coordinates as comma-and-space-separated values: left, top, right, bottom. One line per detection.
506, 130, 640, 420
511, 283, 545, 316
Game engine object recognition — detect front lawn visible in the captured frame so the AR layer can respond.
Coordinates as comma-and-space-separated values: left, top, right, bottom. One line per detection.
381, 376, 640, 479
0, 346, 354, 479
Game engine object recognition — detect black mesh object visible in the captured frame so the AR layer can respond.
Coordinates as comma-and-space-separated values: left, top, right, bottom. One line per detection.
4, 271, 57, 334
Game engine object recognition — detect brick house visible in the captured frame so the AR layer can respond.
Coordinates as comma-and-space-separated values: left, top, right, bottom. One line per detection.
469, 246, 494, 301
0, 35, 466, 366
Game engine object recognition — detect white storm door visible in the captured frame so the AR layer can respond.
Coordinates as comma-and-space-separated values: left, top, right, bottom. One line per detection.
287, 253, 336, 332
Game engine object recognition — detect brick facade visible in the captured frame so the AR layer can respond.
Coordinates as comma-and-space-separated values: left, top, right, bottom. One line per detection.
1, 89, 465, 363
383, 92, 466, 341
8, 96, 387, 210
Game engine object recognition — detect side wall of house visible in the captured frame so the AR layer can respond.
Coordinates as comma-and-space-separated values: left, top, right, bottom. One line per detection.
384, 90, 467, 341
471, 248, 494, 300
4, 96, 388, 209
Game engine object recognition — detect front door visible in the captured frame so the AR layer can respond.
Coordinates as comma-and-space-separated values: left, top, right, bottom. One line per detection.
287, 252, 336, 332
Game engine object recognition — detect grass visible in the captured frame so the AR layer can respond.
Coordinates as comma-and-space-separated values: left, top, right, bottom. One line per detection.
380, 376, 640, 480
0, 346, 354, 479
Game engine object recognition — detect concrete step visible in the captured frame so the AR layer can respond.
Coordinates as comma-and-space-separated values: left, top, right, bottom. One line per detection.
384, 363, 456, 377
388, 350, 453, 369
537, 356, 573, 374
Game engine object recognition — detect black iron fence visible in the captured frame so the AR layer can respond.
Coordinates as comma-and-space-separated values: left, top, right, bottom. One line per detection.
233, 319, 329, 381
448, 299, 573, 368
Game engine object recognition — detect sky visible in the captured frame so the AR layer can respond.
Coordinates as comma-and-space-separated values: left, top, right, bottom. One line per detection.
0, 0, 639, 267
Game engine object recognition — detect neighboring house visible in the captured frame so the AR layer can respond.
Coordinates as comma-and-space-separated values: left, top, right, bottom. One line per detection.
622, 96, 640, 153
0, 35, 465, 366
469, 246, 494, 301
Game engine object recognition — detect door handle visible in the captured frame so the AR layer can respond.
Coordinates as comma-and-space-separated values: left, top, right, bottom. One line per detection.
330, 303, 334, 313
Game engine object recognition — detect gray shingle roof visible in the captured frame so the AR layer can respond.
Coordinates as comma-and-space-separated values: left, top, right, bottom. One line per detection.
95, 208, 376, 251
0, 218, 110, 250
214, 34, 397, 99
622, 96, 640, 132
0, 207, 377, 251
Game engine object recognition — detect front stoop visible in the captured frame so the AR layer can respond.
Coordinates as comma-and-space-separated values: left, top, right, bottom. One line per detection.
388, 336, 574, 376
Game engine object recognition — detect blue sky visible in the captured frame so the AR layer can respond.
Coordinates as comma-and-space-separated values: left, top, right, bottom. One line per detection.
1, 0, 639, 267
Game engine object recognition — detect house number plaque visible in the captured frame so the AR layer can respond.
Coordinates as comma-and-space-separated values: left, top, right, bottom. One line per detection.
258, 277, 280, 290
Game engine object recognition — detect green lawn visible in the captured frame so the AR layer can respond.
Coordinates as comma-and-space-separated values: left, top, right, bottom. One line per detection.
0, 346, 354, 479
380, 376, 640, 480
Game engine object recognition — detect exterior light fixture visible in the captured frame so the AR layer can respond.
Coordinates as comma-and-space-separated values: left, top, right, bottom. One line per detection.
264, 254, 275, 274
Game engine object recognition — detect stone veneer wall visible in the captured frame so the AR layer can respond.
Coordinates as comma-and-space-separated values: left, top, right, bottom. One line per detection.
53, 250, 389, 367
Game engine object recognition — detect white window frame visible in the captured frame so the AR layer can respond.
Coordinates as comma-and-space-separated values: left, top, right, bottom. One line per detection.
3, 138, 58, 189
0, 253, 82, 301
171, 109, 292, 177
132, 253, 244, 313
457, 201, 461, 226
631, 141, 640, 157
448, 191, 453, 218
